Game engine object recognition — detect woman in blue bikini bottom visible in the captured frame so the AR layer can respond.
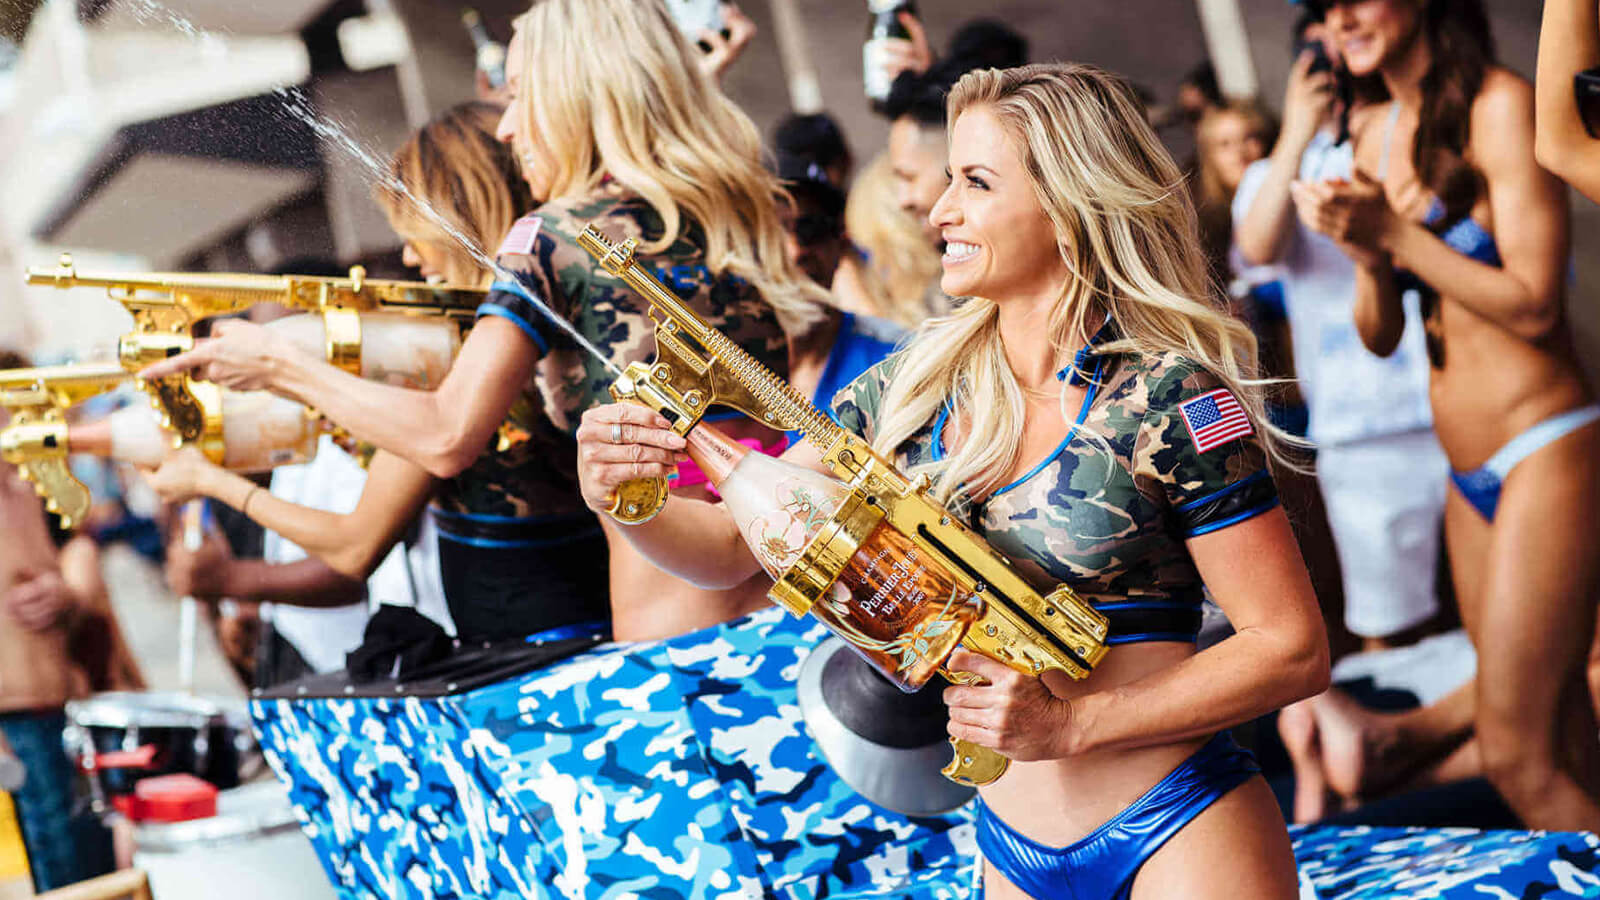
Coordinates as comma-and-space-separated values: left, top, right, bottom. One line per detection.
1450, 406, 1600, 522
576, 63, 1329, 899
1294, 0, 1600, 831
974, 734, 1263, 900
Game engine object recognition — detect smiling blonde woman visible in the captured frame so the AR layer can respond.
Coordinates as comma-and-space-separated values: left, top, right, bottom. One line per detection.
575, 62, 1329, 900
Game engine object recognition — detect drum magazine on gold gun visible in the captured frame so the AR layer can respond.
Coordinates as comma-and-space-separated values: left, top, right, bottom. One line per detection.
25, 255, 484, 445
577, 225, 1110, 787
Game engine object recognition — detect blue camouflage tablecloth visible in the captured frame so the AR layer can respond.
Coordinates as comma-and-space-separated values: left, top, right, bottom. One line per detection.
253, 607, 1600, 899
254, 608, 976, 899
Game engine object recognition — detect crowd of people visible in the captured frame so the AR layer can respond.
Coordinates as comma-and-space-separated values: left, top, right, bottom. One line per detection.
3, 0, 1599, 896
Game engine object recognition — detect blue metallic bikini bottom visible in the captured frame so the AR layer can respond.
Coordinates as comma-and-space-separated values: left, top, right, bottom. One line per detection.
976, 732, 1259, 900
1450, 405, 1600, 522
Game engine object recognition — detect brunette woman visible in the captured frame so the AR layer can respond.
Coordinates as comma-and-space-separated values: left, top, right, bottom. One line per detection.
1293, 0, 1600, 830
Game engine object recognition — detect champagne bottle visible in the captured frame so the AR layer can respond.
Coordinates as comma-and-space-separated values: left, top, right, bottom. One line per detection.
73, 392, 319, 472
461, 8, 507, 90
266, 312, 459, 389
688, 424, 978, 692
863, 0, 916, 106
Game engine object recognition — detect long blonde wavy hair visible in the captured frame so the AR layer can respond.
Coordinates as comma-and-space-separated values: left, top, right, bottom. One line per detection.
510, 0, 824, 334
873, 63, 1282, 505
844, 152, 947, 328
376, 102, 532, 288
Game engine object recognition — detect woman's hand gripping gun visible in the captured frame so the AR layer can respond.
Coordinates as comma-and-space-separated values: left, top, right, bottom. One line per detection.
577, 225, 1110, 786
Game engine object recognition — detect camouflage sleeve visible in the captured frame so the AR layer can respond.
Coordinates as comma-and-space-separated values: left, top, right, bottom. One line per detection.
829, 356, 897, 443
1134, 360, 1279, 538
478, 215, 582, 357
533, 221, 661, 435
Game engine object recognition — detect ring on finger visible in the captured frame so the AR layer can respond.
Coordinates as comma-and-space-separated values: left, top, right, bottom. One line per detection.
610, 423, 622, 444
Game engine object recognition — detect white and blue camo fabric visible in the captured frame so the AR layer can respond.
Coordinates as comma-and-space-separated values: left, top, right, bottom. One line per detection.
251, 607, 1600, 899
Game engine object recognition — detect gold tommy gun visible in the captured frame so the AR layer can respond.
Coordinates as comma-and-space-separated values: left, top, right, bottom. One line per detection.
0, 363, 131, 528
577, 225, 1110, 786
25, 254, 484, 443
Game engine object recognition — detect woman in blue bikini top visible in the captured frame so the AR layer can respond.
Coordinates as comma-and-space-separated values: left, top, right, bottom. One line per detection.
578, 62, 1331, 900
1294, 0, 1600, 833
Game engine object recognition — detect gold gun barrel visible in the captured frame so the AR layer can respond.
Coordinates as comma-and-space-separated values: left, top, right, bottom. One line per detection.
0, 362, 131, 410
26, 254, 485, 441
25, 254, 485, 319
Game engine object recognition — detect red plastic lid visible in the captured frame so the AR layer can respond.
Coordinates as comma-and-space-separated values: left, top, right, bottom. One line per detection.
123, 774, 218, 823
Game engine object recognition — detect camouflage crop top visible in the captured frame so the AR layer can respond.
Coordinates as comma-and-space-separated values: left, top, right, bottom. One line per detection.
832, 329, 1279, 644
443, 180, 791, 524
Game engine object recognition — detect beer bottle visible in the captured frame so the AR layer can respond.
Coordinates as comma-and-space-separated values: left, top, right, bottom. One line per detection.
687, 423, 978, 692
266, 312, 460, 389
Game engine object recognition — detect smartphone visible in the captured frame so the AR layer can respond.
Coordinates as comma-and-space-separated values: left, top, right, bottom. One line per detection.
1576, 67, 1600, 139
1294, 37, 1334, 76
665, 0, 724, 41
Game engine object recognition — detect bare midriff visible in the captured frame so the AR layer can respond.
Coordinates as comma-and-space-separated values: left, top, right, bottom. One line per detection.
973, 640, 1209, 848
1428, 299, 1591, 470
604, 417, 785, 643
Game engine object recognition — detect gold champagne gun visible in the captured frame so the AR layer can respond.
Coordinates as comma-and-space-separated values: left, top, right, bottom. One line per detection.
577, 225, 1110, 786
25, 254, 484, 443
0, 363, 131, 528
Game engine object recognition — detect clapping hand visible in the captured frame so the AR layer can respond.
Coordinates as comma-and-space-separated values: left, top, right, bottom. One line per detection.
1291, 170, 1397, 268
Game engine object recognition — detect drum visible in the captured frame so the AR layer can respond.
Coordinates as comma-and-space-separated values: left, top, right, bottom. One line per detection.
63, 692, 255, 809
133, 780, 336, 900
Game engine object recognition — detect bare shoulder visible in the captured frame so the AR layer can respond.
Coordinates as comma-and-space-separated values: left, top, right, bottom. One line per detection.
1471, 68, 1536, 167
1473, 67, 1535, 134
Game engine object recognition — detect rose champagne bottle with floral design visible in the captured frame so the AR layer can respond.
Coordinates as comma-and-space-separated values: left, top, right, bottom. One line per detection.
688, 423, 978, 692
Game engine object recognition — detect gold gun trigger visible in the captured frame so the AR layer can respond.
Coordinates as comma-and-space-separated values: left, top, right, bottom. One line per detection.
603, 369, 671, 524
942, 738, 1010, 786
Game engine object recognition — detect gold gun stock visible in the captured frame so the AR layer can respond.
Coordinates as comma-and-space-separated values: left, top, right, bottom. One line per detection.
0, 363, 132, 529
26, 254, 484, 441
577, 225, 1110, 787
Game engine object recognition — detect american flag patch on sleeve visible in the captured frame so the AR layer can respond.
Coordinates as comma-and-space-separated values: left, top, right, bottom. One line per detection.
1179, 388, 1254, 453
497, 216, 543, 256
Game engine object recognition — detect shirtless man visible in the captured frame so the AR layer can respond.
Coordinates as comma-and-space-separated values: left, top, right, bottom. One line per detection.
0, 385, 115, 891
